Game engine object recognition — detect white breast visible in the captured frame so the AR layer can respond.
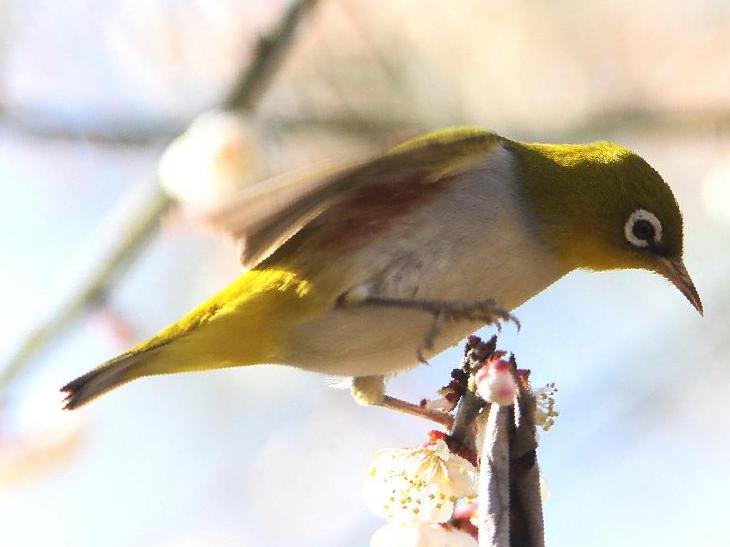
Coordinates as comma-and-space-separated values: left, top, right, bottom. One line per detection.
286, 144, 563, 376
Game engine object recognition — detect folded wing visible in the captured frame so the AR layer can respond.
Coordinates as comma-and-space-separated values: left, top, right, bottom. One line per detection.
207, 127, 502, 269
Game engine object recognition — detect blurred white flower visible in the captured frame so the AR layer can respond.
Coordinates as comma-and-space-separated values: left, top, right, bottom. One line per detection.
474, 357, 517, 406
365, 438, 477, 524
370, 522, 477, 547
158, 109, 263, 212
0, 384, 86, 486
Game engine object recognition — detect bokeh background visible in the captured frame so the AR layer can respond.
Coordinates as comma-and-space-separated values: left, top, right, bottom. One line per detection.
1, 1, 729, 546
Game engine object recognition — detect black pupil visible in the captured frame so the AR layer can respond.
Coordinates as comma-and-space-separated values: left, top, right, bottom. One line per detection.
632, 219, 655, 241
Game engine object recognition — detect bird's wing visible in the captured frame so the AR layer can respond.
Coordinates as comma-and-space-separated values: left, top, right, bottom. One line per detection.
207, 127, 502, 269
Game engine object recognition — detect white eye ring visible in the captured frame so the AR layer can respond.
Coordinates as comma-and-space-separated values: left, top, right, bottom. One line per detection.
624, 209, 663, 248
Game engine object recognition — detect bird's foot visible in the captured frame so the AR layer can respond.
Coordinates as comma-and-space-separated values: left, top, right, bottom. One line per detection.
351, 375, 386, 406
351, 375, 453, 428
348, 295, 519, 362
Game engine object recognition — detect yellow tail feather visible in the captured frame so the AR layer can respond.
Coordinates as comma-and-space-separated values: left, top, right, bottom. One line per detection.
62, 268, 324, 409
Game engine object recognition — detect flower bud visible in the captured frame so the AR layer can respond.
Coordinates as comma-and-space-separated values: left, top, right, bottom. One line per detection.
475, 357, 518, 406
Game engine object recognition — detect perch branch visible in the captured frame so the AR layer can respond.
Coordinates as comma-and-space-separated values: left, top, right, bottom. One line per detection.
374, 334, 546, 545
380, 395, 453, 429
0, 0, 320, 394
509, 387, 544, 547
449, 336, 495, 453
476, 352, 545, 547
479, 404, 511, 547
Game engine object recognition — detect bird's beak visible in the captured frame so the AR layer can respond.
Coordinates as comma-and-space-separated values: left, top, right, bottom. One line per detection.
657, 257, 703, 316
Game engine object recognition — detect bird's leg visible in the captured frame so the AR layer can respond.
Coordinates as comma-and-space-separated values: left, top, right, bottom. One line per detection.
351, 375, 454, 428
340, 288, 513, 426
339, 290, 519, 362
350, 375, 387, 406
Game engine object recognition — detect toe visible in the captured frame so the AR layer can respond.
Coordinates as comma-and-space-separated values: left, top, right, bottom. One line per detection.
351, 375, 386, 406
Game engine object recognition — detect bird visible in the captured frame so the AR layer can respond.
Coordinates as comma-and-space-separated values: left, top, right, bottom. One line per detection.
61, 127, 702, 414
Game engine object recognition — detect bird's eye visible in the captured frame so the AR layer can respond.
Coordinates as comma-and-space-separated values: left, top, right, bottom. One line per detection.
624, 209, 662, 248
632, 219, 655, 240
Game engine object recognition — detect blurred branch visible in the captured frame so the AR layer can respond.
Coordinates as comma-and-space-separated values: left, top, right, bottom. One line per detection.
4, 93, 729, 146
273, 107, 730, 145
0, 184, 169, 391
0, 115, 183, 144
543, 106, 730, 141
224, 0, 318, 111
0, 0, 320, 395
267, 112, 422, 140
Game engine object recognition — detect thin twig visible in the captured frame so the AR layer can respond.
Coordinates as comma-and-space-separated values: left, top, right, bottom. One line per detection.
224, 0, 319, 111
449, 389, 485, 453
449, 335, 496, 452
380, 395, 453, 429
0, 0, 320, 395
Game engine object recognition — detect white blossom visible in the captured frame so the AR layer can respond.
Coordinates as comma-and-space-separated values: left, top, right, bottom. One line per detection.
533, 383, 559, 431
370, 523, 477, 547
0, 385, 86, 485
365, 438, 477, 524
158, 109, 262, 211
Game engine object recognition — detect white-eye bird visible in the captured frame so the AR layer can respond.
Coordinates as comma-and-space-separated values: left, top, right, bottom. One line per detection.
62, 127, 702, 411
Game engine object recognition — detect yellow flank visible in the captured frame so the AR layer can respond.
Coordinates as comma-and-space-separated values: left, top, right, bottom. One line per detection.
123, 268, 322, 374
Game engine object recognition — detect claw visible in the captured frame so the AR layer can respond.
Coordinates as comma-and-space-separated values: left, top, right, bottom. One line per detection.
414, 299, 519, 361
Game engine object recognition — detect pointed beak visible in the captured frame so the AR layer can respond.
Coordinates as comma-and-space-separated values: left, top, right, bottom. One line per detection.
657, 257, 703, 316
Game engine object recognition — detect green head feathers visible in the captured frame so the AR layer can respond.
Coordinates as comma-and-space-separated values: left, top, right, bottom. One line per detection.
511, 139, 684, 273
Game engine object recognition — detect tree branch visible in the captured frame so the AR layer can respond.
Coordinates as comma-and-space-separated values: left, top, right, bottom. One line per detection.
368, 335, 548, 546
475, 349, 545, 547
0, 0, 320, 395
223, 0, 319, 111
479, 404, 511, 547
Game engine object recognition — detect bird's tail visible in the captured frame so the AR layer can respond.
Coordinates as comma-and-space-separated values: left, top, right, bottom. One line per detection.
60, 268, 318, 410
61, 346, 164, 410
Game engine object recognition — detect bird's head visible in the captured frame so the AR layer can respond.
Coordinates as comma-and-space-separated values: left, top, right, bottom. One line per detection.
514, 140, 702, 315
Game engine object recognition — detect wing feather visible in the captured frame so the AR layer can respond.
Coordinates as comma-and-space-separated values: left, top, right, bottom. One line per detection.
207, 127, 501, 269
